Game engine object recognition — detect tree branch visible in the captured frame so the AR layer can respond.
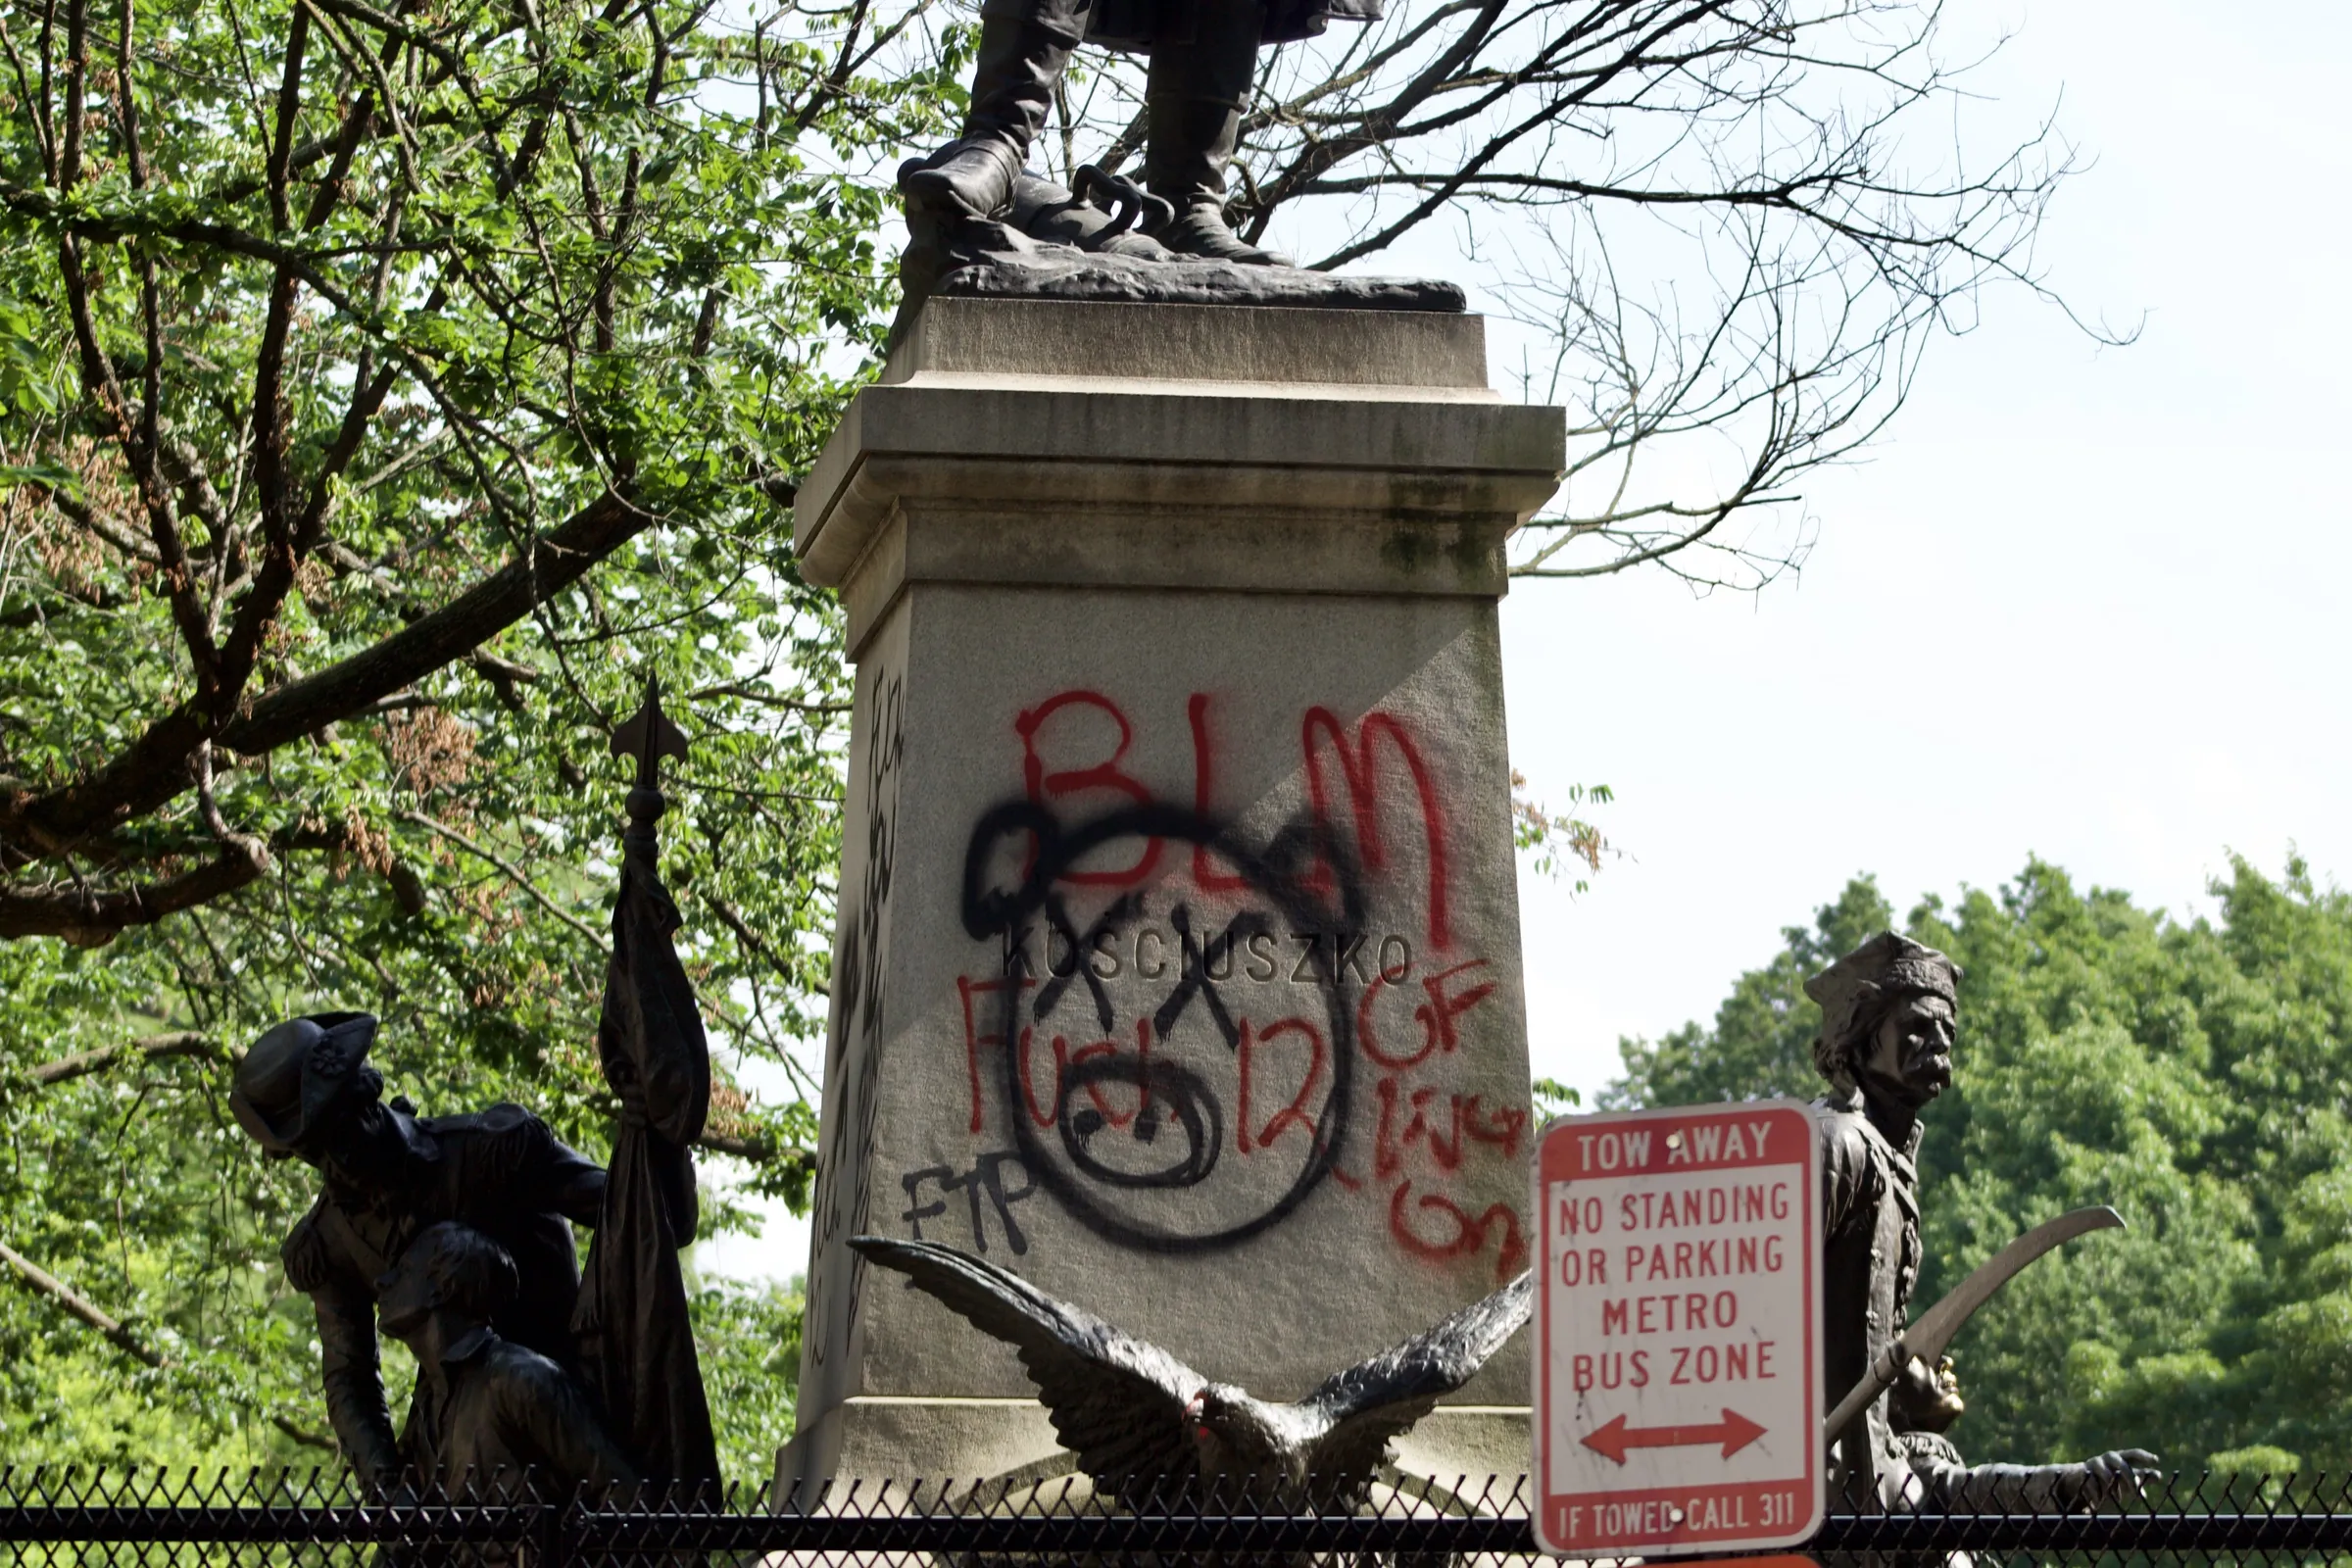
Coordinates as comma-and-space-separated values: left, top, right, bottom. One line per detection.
53, 234, 216, 675
273, 1413, 337, 1450
686, 683, 847, 714
397, 809, 608, 954
0, 1239, 165, 1367
2, 490, 642, 853
0, 850, 268, 943
25, 1031, 225, 1086
43, 483, 160, 563
221, 492, 641, 753
57, 0, 83, 189
693, 1129, 812, 1170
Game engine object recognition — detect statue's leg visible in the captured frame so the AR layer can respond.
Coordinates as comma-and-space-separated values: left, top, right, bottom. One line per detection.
1142, 0, 1294, 266
901, 0, 1088, 220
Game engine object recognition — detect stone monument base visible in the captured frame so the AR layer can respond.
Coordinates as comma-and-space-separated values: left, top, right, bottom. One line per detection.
779, 294, 1562, 1518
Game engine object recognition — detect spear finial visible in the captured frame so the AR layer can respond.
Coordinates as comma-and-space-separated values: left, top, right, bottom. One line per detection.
612, 673, 690, 792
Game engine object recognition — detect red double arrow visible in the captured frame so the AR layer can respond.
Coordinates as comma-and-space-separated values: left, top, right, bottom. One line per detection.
1581, 1408, 1766, 1465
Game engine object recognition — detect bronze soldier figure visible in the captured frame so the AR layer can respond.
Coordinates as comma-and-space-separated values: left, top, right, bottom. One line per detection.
902, 0, 1375, 264
230, 1012, 607, 1491
375, 1222, 640, 1498
1806, 933, 2157, 1510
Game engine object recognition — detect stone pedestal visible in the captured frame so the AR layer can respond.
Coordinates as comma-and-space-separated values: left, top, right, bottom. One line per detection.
776, 298, 1565, 1505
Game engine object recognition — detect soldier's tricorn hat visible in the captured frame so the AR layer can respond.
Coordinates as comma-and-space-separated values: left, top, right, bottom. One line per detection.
229, 1012, 379, 1155
1805, 933, 1961, 1087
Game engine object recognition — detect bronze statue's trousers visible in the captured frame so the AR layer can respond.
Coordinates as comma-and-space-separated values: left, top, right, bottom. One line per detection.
962, 0, 1091, 168
942, 0, 1282, 259
958, 0, 1266, 209
1141, 0, 1265, 218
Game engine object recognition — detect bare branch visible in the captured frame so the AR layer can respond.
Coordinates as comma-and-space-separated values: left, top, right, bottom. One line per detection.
265, 2, 311, 232
0, 850, 268, 942
273, 1413, 337, 1450
686, 683, 849, 714
220, 493, 643, 753
57, 0, 83, 189
42, 484, 161, 564
0, 9, 57, 180
25, 1031, 226, 1086
397, 809, 609, 955
0, 1239, 166, 1367
191, 741, 273, 880
693, 1130, 812, 1168
0, 490, 644, 853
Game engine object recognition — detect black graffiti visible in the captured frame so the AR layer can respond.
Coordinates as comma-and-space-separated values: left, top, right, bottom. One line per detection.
832, 673, 904, 1070
808, 670, 904, 1368
901, 1151, 1038, 1255
1030, 889, 1140, 1032
1059, 1051, 1224, 1189
1151, 903, 1261, 1051
959, 798, 1365, 1254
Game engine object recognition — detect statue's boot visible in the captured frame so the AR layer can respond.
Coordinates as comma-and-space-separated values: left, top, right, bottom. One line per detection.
902, 0, 1086, 220
1143, 0, 1294, 267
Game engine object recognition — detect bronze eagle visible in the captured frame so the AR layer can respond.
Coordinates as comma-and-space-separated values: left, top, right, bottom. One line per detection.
851, 1236, 1531, 1510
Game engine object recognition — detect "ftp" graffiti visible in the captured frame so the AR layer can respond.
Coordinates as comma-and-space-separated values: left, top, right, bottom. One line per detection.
901, 1152, 1038, 1255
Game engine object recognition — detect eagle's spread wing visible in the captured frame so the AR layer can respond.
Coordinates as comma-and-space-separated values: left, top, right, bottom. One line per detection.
1294, 1271, 1533, 1509
850, 1237, 1204, 1501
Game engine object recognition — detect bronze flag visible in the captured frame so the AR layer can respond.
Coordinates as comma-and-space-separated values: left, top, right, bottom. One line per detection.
572, 677, 721, 1494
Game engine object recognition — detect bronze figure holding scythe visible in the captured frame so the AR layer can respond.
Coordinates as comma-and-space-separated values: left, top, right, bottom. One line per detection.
1806, 932, 2158, 1511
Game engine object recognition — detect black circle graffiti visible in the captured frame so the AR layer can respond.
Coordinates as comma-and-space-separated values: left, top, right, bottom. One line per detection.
959, 799, 1366, 1253
1058, 1053, 1223, 1190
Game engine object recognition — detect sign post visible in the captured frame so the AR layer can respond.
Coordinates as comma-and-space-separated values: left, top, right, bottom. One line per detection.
1533, 1102, 1823, 1557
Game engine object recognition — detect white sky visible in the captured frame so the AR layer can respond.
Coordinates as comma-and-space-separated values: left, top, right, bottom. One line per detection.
1509, 0, 2352, 1102
701, 0, 2352, 1282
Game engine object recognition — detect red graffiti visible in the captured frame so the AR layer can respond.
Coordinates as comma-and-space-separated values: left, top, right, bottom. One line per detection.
957, 975, 1036, 1133
1302, 707, 1452, 950
1357, 957, 1495, 1070
1374, 1079, 1528, 1177
956, 974, 1068, 1131
1414, 958, 1495, 1055
1010, 693, 1455, 927
1459, 1096, 1528, 1161
965, 690, 1518, 1278
1354, 970, 1408, 1069
1237, 1016, 1328, 1153
1188, 692, 1250, 893
1389, 1179, 1529, 1283
1017, 1031, 1063, 1129
1016, 691, 1161, 886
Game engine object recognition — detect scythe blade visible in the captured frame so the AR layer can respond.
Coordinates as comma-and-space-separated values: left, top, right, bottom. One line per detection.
1824, 1205, 2123, 1446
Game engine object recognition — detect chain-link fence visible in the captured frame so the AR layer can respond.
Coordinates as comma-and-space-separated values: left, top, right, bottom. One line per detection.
3, 1472, 2351, 1564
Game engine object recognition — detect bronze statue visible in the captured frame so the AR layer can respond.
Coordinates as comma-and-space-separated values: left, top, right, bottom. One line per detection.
230, 1013, 607, 1491
852, 1235, 1528, 1512
241, 682, 720, 1498
375, 1221, 640, 1497
902, 0, 1373, 268
1807, 932, 2157, 1510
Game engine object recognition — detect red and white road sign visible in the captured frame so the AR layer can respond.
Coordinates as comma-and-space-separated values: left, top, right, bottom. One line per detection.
1533, 1102, 1823, 1557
